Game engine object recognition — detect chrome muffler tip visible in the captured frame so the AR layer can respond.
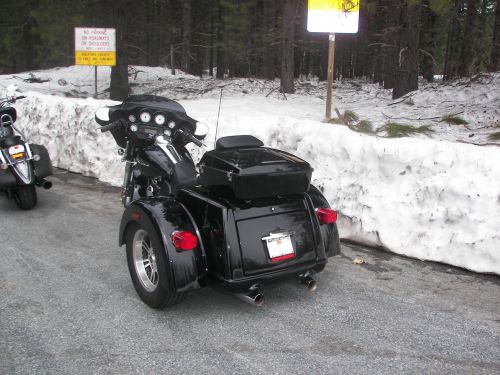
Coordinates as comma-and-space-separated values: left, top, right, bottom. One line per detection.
236, 285, 264, 307
300, 274, 317, 292
36, 179, 52, 190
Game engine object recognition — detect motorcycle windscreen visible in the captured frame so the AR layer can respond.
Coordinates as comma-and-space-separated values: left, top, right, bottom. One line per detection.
236, 208, 318, 276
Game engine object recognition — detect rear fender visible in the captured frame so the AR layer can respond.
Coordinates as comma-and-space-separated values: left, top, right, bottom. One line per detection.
306, 185, 341, 257
119, 197, 206, 292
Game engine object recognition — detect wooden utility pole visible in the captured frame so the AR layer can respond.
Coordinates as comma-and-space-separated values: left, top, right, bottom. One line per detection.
325, 33, 335, 120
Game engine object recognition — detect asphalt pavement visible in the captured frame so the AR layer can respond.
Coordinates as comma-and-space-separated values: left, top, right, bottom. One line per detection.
1, 170, 499, 375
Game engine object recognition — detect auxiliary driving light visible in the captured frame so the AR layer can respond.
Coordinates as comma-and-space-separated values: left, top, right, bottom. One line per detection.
0, 163, 7, 170
33, 154, 41, 161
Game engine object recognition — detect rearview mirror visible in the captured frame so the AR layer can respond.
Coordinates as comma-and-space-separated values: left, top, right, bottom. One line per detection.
194, 122, 209, 138
6, 84, 18, 93
95, 107, 110, 125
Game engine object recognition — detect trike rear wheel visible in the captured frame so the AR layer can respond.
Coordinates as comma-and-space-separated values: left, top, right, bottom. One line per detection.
125, 222, 184, 308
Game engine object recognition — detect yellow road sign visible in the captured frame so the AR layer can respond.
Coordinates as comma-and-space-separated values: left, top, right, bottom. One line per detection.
75, 28, 116, 66
307, 0, 360, 33
308, 0, 359, 12
75, 51, 116, 66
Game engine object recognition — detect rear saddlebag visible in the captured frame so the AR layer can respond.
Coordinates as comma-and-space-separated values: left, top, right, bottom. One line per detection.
199, 146, 312, 200
29, 144, 53, 179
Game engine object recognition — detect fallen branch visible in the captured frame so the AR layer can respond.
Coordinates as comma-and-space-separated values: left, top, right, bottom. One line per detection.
382, 112, 440, 121
387, 92, 415, 106
456, 140, 500, 147
334, 108, 349, 126
266, 87, 279, 98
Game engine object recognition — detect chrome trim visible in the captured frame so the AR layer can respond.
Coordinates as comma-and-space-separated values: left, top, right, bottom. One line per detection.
12, 125, 27, 142
155, 135, 180, 165
261, 231, 296, 241
12, 161, 33, 184
25, 143, 33, 158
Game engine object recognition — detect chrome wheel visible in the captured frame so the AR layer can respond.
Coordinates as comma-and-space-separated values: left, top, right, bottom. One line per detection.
132, 229, 159, 292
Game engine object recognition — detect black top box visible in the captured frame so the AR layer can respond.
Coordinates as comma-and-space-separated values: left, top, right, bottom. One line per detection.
199, 136, 312, 200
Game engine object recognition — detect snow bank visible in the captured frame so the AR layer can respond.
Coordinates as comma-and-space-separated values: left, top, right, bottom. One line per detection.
13, 92, 500, 275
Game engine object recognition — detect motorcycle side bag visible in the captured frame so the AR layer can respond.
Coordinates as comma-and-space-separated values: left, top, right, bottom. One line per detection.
199, 146, 312, 200
29, 144, 53, 179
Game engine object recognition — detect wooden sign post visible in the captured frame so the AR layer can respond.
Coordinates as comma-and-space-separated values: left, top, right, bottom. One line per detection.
307, 0, 360, 121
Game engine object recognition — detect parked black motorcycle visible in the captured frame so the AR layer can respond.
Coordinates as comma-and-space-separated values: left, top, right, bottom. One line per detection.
0, 91, 53, 210
95, 95, 340, 308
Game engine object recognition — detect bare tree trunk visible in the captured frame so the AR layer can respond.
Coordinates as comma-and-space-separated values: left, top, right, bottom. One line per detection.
110, 0, 129, 101
459, 0, 478, 76
443, 0, 463, 80
262, 0, 276, 79
420, 0, 436, 82
170, 44, 176, 75
216, 1, 225, 79
383, 0, 402, 90
393, 0, 421, 99
280, 0, 299, 93
490, 0, 500, 71
181, 0, 192, 73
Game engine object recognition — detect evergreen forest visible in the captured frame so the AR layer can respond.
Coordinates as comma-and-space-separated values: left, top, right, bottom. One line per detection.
0, 0, 499, 100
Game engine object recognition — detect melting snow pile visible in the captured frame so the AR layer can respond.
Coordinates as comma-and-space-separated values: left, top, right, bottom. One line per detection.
11, 92, 500, 275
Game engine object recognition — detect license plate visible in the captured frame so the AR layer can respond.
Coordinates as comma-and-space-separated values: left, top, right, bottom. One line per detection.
262, 232, 295, 262
9, 145, 25, 159
9, 144, 25, 155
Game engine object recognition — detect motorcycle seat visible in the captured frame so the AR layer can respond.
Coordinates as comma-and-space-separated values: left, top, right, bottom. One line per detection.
215, 135, 264, 150
0, 126, 14, 139
0, 135, 21, 148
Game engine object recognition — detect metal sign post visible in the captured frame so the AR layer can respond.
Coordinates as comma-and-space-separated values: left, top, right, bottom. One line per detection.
307, 0, 360, 122
94, 67, 98, 99
74, 27, 116, 99
325, 33, 335, 120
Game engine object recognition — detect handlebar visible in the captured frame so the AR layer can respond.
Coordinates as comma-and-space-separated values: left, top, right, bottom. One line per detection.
0, 95, 26, 107
100, 120, 123, 133
177, 129, 203, 147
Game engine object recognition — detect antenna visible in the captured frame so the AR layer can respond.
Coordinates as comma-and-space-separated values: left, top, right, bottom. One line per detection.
213, 83, 233, 146
214, 85, 224, 147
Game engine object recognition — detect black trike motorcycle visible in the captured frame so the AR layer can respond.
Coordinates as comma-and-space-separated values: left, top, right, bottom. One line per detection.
0, 91, 53, 210
95, 95, 340, 308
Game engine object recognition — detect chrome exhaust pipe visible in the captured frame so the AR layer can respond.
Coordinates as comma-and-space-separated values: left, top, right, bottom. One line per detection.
36, 179, 52, 190
236, 285, 264, 307
300, 275, 317, 292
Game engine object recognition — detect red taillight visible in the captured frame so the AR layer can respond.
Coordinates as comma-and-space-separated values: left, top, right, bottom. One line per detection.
316, 208, 337, 224
171, 231, 198, 251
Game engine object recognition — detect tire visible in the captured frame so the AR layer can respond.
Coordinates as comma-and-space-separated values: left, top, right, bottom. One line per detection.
13, 185, 37, 210
125, 222, 184, 308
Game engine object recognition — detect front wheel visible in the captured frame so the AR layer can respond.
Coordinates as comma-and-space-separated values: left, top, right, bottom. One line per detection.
13, 185, 37, 210
125, 222, 184, 308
